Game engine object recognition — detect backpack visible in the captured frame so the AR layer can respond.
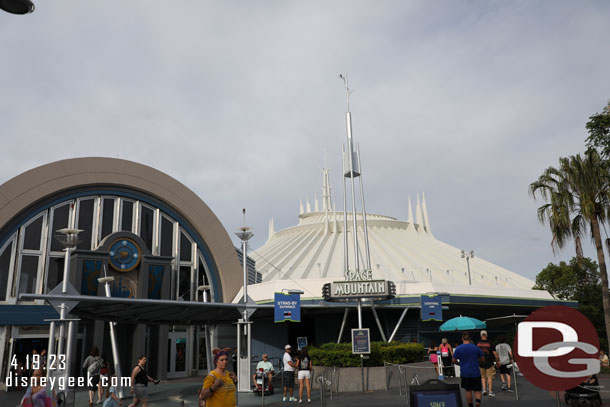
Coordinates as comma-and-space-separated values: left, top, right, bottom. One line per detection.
440, 345, 449, 357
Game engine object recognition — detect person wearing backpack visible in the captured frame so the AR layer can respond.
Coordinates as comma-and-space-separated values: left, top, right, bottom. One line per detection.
439, 338, 454, 377
82, 347, 103, 407
296, 348, 312, 403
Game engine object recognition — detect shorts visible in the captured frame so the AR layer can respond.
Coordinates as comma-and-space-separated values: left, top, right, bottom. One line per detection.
480, 366, 496, 379
498, 364, 512, 375
283, 370, 295, 388
133, 383, 148, 400
89, 374, 100, 391
461, 376, 483, 392
298, 370, 311, 380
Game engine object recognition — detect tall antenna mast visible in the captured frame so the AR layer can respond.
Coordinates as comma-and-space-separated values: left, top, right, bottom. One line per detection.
338, 73, 372, 281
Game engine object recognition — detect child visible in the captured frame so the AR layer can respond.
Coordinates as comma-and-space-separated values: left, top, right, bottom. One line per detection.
103, 382, 121, 407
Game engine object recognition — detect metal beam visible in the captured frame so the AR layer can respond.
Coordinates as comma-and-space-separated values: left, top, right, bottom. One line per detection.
337, 308, 349, 343
370, 302, 387, 342
388, 307, 409, 343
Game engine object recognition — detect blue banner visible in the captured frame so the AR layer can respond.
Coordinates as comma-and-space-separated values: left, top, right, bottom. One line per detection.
421, 295, 443, 321
274, 292, 301, 322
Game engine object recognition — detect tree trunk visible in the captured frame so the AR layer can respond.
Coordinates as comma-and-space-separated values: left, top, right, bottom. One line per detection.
591, 218, 610, 351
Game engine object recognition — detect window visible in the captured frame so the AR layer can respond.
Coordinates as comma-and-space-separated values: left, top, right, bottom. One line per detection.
160, 217, 174, 257
50, 204, 70, 252
76, 199, 95, 250
178, 266, 191, 300
23, 216, 43, 251
140, 206, 154, 252
121, 200, 133, 232
19, 255, 39, 295
180, 231, 192, 262
100, 199, 115, 242
0, 242, 14, 301
45, 257, 64, 293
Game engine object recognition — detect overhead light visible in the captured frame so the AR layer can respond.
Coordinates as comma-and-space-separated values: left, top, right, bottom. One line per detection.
0, 0, 35, 14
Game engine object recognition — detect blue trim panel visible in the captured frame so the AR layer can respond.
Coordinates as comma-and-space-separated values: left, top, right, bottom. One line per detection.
0, 305, 59, 326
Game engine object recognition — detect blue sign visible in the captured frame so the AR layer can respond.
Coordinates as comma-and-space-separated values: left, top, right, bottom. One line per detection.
421, 295, 443, 321
351, 328, 371, 354
274, 292, 301, 323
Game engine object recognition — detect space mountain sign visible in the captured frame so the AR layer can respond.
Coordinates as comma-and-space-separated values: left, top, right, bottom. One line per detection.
322, 279, 396, 301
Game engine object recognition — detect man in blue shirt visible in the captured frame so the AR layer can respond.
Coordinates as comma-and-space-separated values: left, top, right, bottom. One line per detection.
453, 332, 484, 407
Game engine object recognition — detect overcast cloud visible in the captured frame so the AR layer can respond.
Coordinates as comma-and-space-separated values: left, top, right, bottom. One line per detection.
1, 1, 609, 281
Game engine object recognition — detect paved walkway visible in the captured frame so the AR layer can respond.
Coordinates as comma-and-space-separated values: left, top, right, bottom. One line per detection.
2, 374, 610, 406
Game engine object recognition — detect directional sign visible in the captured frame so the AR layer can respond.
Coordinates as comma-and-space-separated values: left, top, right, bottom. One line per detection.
274, 292, 301, 322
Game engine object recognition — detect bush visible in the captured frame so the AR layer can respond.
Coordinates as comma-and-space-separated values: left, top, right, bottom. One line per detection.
309, 341, 425, 367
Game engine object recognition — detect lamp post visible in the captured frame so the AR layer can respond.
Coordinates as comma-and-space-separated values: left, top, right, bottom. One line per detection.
97, 270, 125, 398
461, 250, 474, 286
52, 228, 81, 399
235, 209, 253, 392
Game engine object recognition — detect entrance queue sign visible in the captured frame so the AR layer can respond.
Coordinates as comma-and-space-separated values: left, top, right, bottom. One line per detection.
351, 328, 370, 354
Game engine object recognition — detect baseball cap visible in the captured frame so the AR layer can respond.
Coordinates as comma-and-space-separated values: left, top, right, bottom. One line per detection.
285, 344, 291, 350
480, 330, 488, 337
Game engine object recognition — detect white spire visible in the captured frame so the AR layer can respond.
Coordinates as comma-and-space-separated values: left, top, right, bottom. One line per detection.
415, 194, 423, 230
407, 197, 414, 224
314, 192, 319, 212
299, 198, 304, 215
306, 196, 311, 213
422, 193, 432, 236
268, 218, 275, 240
321, 168, 332, 212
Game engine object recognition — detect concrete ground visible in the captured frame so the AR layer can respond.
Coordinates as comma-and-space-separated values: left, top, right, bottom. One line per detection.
2, 373, 610, 406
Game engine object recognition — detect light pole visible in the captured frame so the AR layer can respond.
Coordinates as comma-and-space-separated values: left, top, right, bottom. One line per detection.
97, 269, 125, 398
53, 228, 81, 399
235, 209, 253, 393
461, 250, 474, 286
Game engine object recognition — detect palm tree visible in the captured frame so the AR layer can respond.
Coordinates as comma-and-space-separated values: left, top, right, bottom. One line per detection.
530, 149, 610, 349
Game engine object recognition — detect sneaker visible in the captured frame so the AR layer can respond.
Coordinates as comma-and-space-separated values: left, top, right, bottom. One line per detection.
290, 397, 296, 402
283, 397, 287, 402
482, 390, 487, 395
308, 399, 311, 403
299, 400, 302, 404
501, 384, 507, 391
507, 388, 513, 392
489, 391, 496, 397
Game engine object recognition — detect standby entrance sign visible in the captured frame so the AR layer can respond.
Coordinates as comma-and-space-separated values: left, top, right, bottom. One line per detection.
274, 292, 301, 323
351, 328, 371, 354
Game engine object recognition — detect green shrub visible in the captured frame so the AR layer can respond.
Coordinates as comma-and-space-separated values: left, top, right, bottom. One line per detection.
310, 341, 425, 367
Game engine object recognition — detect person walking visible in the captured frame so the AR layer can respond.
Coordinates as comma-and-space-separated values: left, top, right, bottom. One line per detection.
439, 338, 454, 377
476, 330, 498, 397
128, 355, 160, 407
453, 332, 484, 407
200, 347, 237, 407
282, 344, 297, 402
19, 369, 56, 407
495, 336, 514, 392
83, 347, 103, 407
428, 343, 439, 376
296, 347, 312, 403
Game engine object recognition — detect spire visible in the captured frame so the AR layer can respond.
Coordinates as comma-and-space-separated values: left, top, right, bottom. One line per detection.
306, 196, 311, 213
268, 218, 275, 240
415, 194, 423, 230
299, 198, 304, 215
407, 197, 414, 224
422, 193, 432, 236
314, 193, 319, 212
321, 167, 332, 212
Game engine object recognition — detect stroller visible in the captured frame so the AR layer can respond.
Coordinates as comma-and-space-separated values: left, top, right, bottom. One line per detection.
254, 367, 274, 396
564, 375, 602, 407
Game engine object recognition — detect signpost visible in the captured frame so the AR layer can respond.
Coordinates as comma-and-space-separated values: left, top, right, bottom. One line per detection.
274, 292, 301, 323
297, 337, 308, 350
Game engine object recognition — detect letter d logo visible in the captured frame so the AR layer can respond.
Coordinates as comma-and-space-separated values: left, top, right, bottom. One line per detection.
518, 321, 577, 357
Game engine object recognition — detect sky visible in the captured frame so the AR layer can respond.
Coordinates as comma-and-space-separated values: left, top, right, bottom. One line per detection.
1, 1, 609, 282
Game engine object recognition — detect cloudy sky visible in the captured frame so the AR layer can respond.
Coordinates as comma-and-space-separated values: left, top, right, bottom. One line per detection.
1, 1, 609, 282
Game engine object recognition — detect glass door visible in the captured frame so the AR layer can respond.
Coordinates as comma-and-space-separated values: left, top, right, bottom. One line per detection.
167, 331, 188, 378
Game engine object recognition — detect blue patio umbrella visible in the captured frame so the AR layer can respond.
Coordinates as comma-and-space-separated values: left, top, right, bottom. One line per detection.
439, 316, 486, 331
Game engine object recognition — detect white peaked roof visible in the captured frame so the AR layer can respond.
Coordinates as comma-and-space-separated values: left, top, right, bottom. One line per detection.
245, 171, 552, 303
